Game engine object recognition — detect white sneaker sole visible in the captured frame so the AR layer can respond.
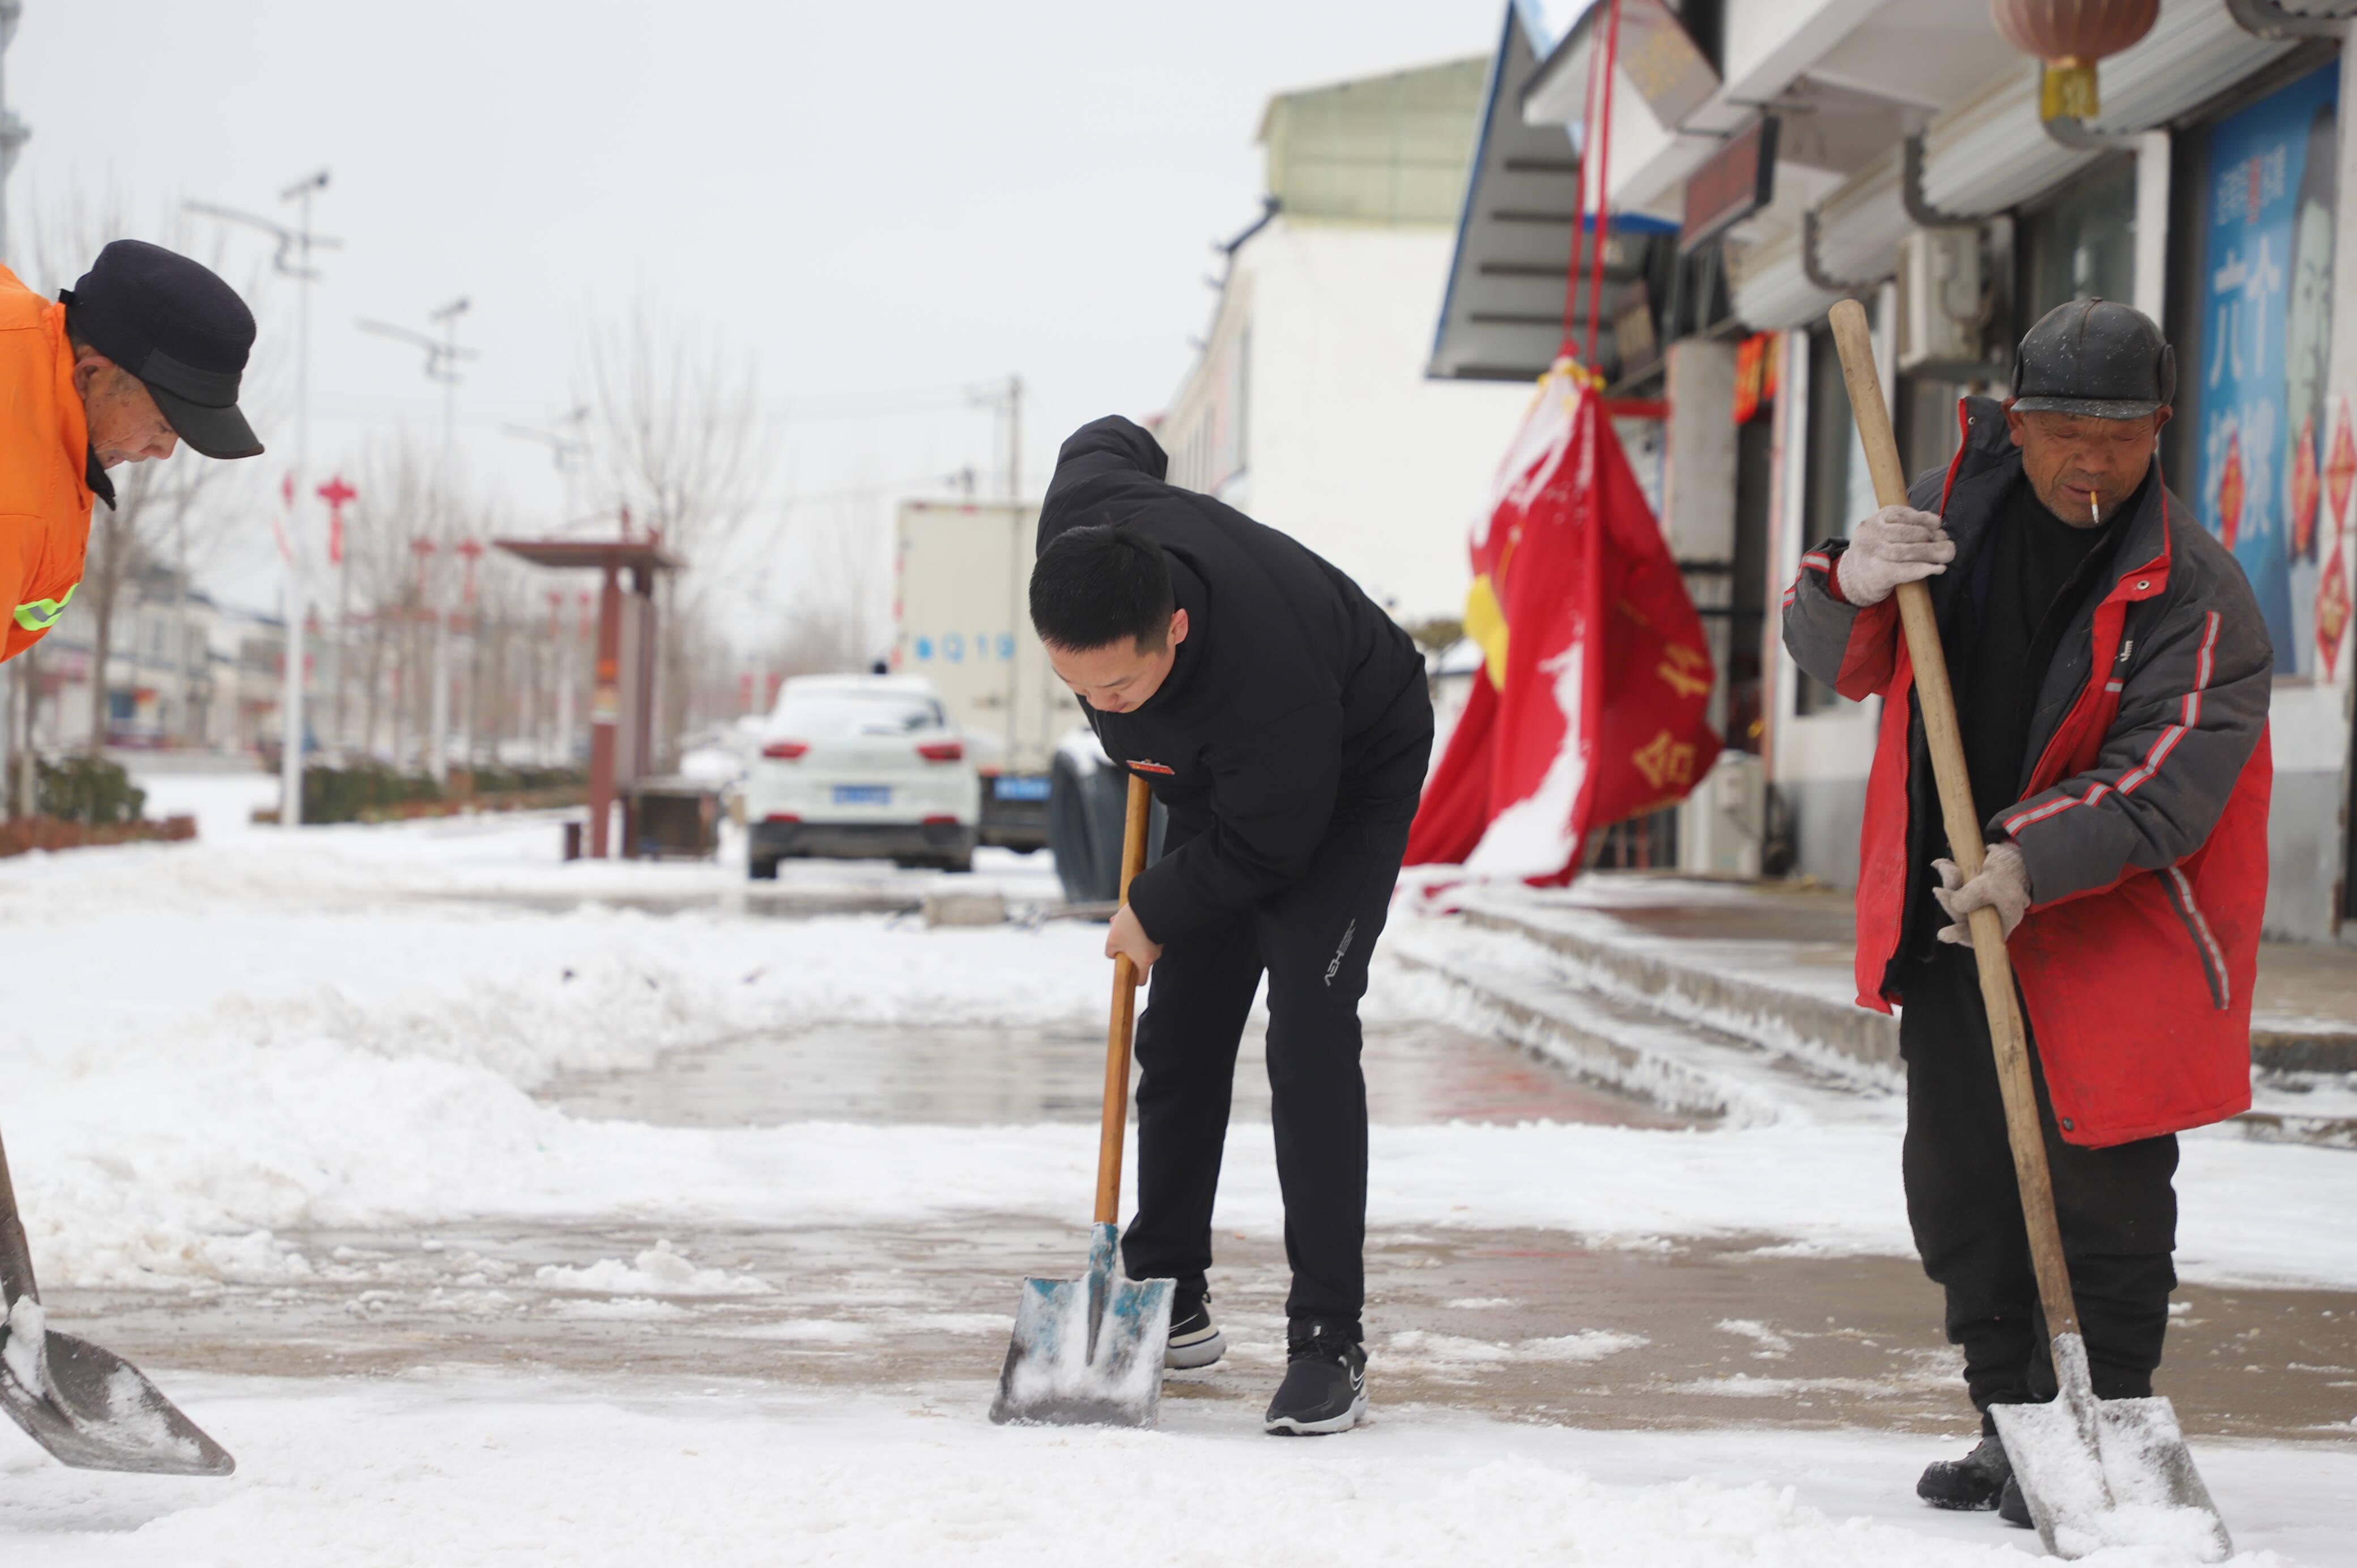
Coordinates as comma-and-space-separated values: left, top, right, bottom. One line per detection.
1263, 1389, 1368, 1435
1165, 1328, 1226, 1370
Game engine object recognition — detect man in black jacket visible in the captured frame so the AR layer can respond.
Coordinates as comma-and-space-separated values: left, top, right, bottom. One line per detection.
1030, 415, 1433, 1435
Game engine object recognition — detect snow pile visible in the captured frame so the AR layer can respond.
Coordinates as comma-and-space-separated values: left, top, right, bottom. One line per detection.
1387, 1328, 1648, 1370
534, 1242, 771, 1297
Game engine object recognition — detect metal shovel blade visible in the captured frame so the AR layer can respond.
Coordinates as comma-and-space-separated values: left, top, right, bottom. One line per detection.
1, 1298, 236, 1477
989, 1224, 1172, 1427
1991, 1335, 2228, 1563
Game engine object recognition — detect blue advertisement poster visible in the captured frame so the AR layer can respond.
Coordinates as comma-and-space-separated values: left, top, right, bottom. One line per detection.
2194, 63, 2339, 678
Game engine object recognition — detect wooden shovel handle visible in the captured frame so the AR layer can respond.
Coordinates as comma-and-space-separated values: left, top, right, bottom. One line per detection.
1094, 772, 1155, 1226
0, 1123, 37, 1312
1827, 301, 2082, 1341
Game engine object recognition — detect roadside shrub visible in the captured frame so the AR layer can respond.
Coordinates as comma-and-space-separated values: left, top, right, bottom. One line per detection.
296, 763, 587, 824
36, 755, 147, 825
303, 764, 441, 824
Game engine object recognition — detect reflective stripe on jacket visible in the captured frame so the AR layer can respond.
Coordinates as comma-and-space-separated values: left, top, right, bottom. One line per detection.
1781, 395, 2273, 1147
0, 263, 96, 663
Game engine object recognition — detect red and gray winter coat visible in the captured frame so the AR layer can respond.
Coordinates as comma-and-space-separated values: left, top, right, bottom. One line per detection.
1781, 395, 2273, 1147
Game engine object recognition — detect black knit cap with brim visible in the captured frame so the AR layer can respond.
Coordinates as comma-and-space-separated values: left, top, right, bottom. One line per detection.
2010, 297, 2176, 422
61, 238, 263, 460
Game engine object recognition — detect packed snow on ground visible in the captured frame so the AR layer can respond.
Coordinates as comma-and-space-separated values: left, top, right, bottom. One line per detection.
5, 1372, 2351, 1568
0, 770, 2351, 1564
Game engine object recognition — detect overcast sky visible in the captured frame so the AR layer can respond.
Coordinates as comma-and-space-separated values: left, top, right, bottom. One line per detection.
9, 0, 1514, 650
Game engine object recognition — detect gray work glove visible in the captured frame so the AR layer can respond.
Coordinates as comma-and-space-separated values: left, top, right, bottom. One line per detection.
1933, 842, 2031, 948
1837, 505, 1955, 607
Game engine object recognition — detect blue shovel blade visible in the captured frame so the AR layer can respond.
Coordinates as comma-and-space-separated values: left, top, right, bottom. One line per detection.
989, 1224, 1173, 1427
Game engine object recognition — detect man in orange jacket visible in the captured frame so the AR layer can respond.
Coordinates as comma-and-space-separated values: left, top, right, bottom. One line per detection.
1, 238, 262, 665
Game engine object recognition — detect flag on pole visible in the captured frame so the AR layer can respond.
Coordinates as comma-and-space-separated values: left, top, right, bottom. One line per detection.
1406, 361, 1721, 883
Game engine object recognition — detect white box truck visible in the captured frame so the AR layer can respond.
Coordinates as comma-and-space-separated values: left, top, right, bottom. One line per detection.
892, 498, 1083, 851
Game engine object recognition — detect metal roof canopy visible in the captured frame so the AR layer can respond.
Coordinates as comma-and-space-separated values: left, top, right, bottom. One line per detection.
1428, 3, 1674, 385
493, 538, 680, 574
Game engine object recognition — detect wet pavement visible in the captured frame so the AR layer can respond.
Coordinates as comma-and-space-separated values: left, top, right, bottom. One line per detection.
37, 1019, 2357, 1445
541, 1020, 1693, 1129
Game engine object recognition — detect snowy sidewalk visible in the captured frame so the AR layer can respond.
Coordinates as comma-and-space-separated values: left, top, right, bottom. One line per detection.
0, 776, 2350, 1565
1407, 872, 2357, 1141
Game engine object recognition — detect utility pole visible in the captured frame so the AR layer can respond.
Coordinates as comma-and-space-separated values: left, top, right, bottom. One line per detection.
188, 172, 337, 826
500, 404, 590, 521
361, 297, 473, 786
1006, 374, 1022, 501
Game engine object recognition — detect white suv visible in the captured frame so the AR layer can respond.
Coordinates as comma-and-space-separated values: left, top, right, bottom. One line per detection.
744, 674, 981, 876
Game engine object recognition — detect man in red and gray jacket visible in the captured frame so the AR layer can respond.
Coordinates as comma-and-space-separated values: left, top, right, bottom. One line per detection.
1781, 299, 2271, 1527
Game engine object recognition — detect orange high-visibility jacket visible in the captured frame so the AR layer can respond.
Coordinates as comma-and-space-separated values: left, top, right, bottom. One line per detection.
0, 263, 95, 664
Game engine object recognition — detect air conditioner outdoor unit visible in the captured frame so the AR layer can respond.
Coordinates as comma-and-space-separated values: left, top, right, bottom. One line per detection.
1897, 227, 1982, 371
1678, 749, 1763, 880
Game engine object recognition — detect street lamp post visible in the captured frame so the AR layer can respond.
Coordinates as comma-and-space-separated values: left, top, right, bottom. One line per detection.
361, 298, 474, 786
187, 172, 338, 825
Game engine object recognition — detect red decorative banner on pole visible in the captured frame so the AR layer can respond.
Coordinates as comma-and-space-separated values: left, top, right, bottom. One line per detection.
1406, 363, 1722, 883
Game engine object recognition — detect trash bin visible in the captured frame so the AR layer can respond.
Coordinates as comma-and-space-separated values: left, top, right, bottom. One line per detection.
624, 776, 723, 860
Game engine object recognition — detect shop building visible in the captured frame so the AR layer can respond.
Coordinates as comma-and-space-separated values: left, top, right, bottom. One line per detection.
1440, 0, 2357, 940
1159, 57, 1538, 625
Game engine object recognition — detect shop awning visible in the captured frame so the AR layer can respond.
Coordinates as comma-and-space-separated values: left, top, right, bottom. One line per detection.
1428, 5, 1674, 384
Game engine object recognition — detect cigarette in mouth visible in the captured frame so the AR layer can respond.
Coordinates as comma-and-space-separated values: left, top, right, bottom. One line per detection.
2090, 495, 2100, 525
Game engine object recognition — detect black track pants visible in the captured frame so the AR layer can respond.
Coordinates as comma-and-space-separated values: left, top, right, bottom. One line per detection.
1897, 944, 2179, 1425
1119, 812, 1414, 1341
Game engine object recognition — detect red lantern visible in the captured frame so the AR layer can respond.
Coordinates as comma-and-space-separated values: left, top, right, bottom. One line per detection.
1989, 0, 2160, 120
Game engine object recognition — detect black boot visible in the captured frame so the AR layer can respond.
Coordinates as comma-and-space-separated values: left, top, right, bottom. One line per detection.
1917, 1434, 2012, 1510
1164, 1286, 1226, 1370
1997, 1476, 2032, 1528
1263, 1320, 1367, 1435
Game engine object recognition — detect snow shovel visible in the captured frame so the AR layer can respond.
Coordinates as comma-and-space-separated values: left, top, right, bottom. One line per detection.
1829, 300, 2228, 1562
0, 1122, 235, 1476
990, 770, 1174, 1426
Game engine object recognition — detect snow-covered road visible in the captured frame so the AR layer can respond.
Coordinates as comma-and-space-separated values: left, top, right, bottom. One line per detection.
0, 770, 2350, 1565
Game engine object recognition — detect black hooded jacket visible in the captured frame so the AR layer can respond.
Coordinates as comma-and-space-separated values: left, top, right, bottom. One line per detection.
1037, 416, 1433, 944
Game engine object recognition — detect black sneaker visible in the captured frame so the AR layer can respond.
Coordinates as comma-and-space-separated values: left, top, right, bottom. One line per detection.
1997, 1476, 2032, 1529
1164, 1288, 1226, 1370
1263, 1321, 1367, 1435
1916, 1434, 2012, 1510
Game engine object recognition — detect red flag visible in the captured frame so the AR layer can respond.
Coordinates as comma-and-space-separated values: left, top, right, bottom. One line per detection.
1406, 363, 1721, 883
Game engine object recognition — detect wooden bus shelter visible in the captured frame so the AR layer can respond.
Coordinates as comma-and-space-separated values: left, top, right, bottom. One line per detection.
492, 531, 679, 858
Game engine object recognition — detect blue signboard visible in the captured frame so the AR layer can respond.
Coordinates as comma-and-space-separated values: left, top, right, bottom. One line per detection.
2193, 63, 2339, 677
907, 632, 1018, 664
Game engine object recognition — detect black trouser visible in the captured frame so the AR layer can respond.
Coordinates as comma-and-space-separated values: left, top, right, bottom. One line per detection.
1899, 944, 2179, 1428
1119, 811, 1415, 1342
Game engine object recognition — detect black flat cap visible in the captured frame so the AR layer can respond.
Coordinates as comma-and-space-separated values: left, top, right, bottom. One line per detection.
2011, 297, 2176, 421
61, 239, 262, 460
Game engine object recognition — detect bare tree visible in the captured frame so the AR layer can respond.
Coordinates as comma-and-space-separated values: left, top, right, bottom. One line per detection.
575, 299, 767, 764
342, 433, 440, 765
78, 457, 225, 753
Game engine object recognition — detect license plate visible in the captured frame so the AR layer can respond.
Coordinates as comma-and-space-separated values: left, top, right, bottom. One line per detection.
992, 775, 1051, 802
833, 784, 891, 806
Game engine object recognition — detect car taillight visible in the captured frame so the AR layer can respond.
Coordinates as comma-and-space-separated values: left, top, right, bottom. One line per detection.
762, 740, 809, 760
916, 740, 964, 763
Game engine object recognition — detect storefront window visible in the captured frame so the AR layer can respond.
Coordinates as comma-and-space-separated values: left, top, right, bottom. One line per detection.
2019, 157, 2138, 324
2185, 62, 2340, 680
